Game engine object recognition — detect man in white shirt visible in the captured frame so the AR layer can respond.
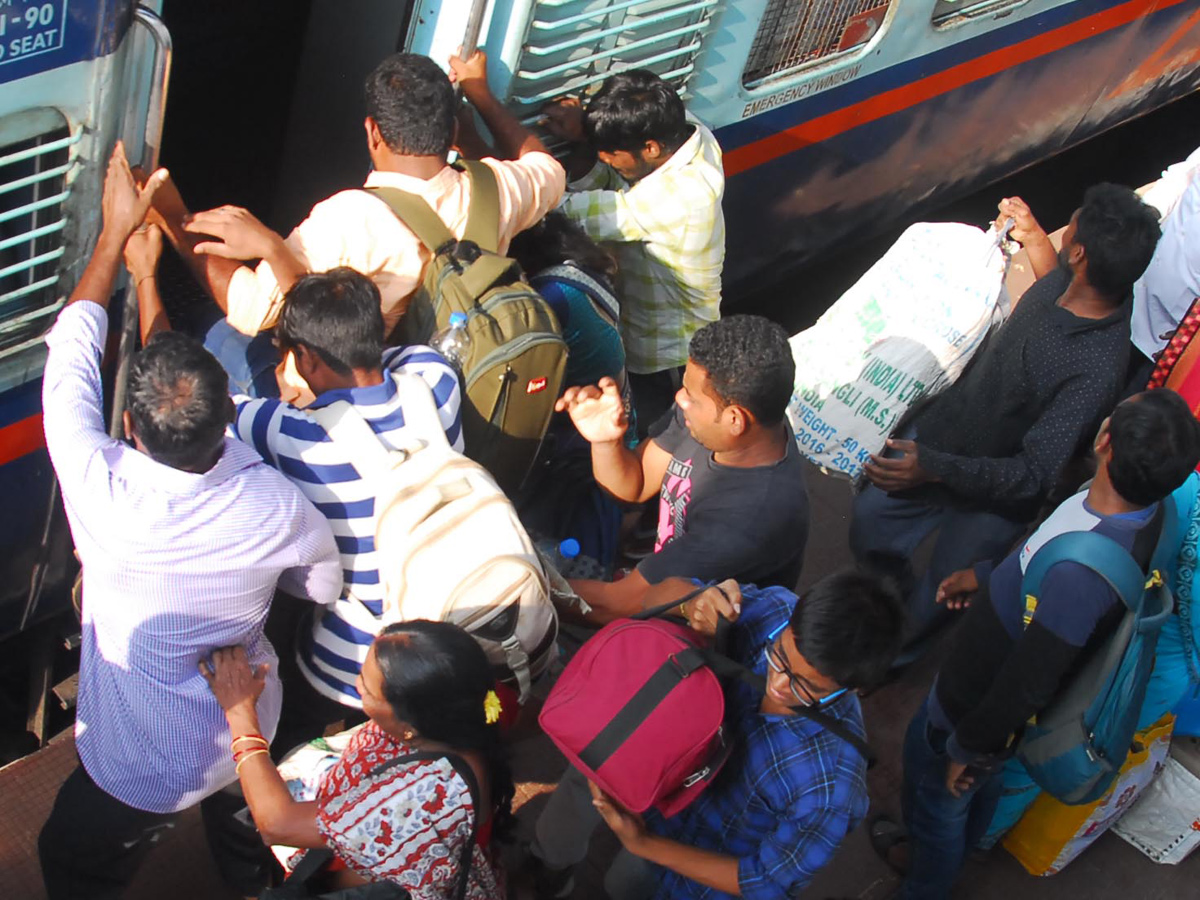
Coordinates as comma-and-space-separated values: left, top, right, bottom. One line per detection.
38, 144, 342, 900
1129, 145, 1200, 388
149, 51, 565, 402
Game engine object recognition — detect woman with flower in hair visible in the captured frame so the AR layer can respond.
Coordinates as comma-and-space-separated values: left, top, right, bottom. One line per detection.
201, 620, 511, 899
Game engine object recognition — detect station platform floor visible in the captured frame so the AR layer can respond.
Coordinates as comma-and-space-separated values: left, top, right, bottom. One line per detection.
5, 462, 1198, 899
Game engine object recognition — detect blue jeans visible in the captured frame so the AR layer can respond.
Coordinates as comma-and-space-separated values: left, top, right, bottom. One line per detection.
850, 483, 1024, 662
900, 699, 1004, 900
184, 303, 279, 398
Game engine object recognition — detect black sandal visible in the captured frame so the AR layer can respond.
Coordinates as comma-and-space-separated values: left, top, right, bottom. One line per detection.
869, 814, 909, 875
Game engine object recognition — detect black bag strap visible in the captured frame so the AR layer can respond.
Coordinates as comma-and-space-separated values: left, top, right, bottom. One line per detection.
279, 749, 481, 900
632, 587, 874, 763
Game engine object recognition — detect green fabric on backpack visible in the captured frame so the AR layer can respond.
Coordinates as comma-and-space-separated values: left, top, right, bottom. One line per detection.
365, 161, 566, 494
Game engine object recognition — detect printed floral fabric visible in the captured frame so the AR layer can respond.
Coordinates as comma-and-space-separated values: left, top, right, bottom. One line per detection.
305, 722, 503, 899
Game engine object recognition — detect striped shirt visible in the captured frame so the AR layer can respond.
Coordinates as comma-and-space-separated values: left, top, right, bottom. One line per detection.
44, 302, 342, 814
559, 117, 725, 374
232, 345, 463, 706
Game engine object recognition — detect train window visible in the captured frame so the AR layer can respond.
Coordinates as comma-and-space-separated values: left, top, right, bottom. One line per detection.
507, 0, 722, 113
742, 0, 893, 89
931, 0, 1031, 27
0, 110, 78, 357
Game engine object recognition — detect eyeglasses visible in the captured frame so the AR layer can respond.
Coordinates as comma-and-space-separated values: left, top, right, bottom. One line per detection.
764, 637, 846, 708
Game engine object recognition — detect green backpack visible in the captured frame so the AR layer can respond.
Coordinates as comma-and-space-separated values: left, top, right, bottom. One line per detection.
365, 161, 566, 494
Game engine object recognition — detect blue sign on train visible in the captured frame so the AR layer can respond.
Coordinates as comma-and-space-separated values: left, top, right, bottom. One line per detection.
0, 0, 135, 85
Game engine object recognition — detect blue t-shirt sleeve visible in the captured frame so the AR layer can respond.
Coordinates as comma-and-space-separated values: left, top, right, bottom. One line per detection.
1028, 562, 1118, 647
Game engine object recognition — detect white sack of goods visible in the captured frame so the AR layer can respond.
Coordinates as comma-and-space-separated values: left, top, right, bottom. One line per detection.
787, 221, 1013, 480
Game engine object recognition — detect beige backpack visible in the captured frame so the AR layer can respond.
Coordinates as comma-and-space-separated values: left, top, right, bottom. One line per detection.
308, 373, 557, 702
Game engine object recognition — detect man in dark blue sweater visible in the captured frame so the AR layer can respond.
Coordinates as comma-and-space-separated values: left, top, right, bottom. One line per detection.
876, 389, 1200, 899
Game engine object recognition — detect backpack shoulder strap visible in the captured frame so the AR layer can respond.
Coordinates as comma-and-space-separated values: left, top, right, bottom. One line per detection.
363, 186, 457, 253
305, 401, 400, 477
459, 160, 501, 253
1021, 530, 1153, 620
533, 265, 621, 323
392, 372, 453, 451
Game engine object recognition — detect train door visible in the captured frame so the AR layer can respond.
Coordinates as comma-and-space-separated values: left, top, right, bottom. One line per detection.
0, 1, 171, 743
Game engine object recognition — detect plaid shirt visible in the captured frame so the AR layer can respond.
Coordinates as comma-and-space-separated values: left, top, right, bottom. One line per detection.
649, 585, 869, 900
559, 117, 725, 374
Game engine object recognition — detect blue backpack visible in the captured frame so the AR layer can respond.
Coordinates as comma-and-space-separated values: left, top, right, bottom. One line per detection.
1016, 504, 1180, 805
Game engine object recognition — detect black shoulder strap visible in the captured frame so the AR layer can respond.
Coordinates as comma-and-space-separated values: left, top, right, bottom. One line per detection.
280, 749, 481, 900
633, 589, 875, 763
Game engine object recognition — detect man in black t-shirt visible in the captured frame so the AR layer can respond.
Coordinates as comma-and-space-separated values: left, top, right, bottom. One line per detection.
850, 185, 1162, 659
555, 315, 809, 623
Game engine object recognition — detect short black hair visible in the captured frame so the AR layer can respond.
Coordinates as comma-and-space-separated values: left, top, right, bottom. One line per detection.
688, 315, 795, 425
1107, 389, 1200, 506
583, 69, 691, 154
276, 268, 384, 375
127, 332, 230, 471
364, 53, 456, 157
788, 569, 905, 691
1074, 183, 1161, 298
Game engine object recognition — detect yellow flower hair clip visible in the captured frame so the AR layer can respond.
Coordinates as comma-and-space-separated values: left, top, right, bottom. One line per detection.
484, 690, 502, 725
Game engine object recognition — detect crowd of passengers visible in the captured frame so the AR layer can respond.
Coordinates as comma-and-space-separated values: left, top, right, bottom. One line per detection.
33, 46, 1200, 900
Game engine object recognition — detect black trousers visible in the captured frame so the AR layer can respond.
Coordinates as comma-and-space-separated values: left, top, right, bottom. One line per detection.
39, 763, 275, 900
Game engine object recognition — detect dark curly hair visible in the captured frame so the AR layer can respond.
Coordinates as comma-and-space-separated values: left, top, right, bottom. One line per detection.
127, 332, 230, 471
687, 315, 795, 426
364, 53, 456, 157
1073, 183, 1161, 298
373, 621, 515, 838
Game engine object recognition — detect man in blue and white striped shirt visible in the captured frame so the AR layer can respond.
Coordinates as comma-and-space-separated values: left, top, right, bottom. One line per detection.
230, 268, 463, 740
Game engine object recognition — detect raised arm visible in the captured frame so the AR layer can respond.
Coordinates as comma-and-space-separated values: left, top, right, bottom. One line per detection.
123, 223, 170, 342
556, 377, 671, 503
449, 50, 549, 159
998, 196, 1058, 281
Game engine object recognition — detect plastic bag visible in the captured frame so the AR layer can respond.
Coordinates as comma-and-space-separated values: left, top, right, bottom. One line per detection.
1113, 741, 1200, 864
787, 222, 1011, 479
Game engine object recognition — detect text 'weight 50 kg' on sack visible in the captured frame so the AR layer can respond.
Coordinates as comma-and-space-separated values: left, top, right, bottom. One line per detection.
787, 222, 1012, 480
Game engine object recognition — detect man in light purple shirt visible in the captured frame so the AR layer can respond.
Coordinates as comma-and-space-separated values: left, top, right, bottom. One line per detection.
37, 145, 342, 900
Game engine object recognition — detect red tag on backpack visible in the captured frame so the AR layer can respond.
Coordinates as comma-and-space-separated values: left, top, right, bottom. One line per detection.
526, 377, 548, 394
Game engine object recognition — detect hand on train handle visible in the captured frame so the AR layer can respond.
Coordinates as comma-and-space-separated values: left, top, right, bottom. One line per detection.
541, 97, 586, 144
996, 196, 1046, 247
449, 48, 490, 101
199, 645, 269, 715
124, 223, 163, 282
101, 141, 168, 245
863, 439, 934, 492
683, 579, 742, 638
555, 377, 629, 444
589, 779, 647, 850
185, 206, 285, 261
936, 568, 979, 610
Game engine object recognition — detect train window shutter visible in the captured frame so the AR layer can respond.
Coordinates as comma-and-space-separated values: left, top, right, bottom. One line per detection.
742, 0, 893, 89
0, 110, 78, 358
506, 0, 724, 116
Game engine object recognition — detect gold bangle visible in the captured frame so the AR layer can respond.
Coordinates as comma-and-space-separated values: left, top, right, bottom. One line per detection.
679, 600, 689, 620
136, 274, 156, 287
235, 748, 270, 775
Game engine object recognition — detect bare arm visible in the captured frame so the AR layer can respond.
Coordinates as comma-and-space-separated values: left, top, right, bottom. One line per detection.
201, 648, 326, 849
450, 50, 549, 159
998, 196, 1057, 280
184, 206, 307, 310
591, 782, 741, 894
556, 378, 671, 503
123, 223, 170, 342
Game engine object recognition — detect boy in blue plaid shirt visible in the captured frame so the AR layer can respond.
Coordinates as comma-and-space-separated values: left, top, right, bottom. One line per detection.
532, 572, 904, 899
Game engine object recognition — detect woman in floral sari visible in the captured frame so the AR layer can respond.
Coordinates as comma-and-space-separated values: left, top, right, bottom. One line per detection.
202, 620, 510, 899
